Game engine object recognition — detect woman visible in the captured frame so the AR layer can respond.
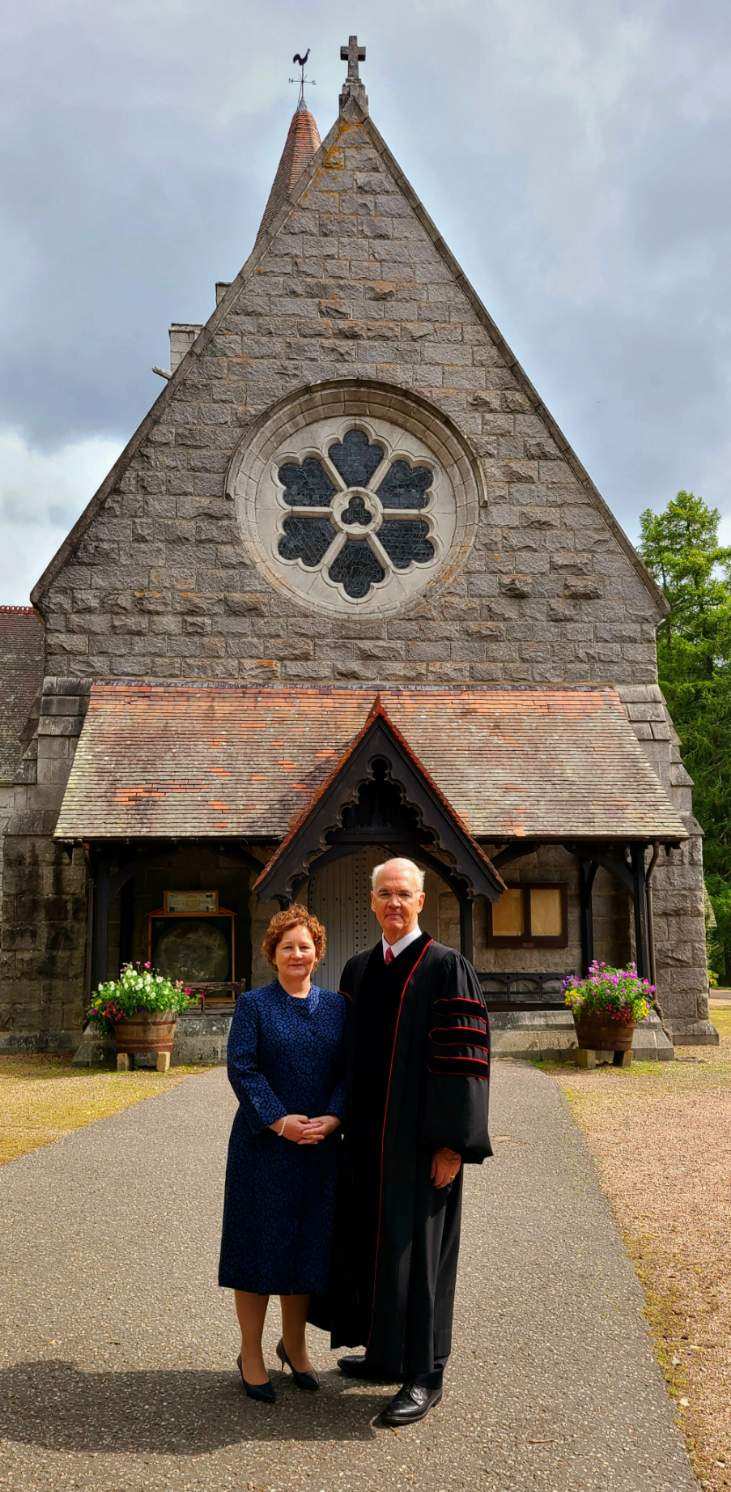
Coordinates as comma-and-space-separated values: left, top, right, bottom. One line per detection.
218, 906, 347, 1402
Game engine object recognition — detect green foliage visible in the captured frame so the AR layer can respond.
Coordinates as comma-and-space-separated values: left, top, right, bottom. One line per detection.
87, 962, 200, 1035
706, 875, 731, 985
563, 961, 653, 1023
640, 491, 731, 980
639, 491, 731, 881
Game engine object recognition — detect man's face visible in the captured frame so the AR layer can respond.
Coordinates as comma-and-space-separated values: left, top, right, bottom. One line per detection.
371, 861, 426, 943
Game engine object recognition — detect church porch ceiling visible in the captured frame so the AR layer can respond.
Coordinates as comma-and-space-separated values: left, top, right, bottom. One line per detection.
53, 681, 688, 846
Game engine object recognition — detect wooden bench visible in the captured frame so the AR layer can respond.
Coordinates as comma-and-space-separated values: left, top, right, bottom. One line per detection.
477, 971, 570, 1011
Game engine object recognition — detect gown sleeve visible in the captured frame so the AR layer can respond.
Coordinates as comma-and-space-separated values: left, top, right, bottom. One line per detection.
226, 993, 287, 1135
325, 994, 350, 1120
339, 956, 356, 998
422, 952, 492, 1163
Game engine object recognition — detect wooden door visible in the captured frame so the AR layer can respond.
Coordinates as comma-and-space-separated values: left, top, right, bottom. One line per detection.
308, 849, 381, 991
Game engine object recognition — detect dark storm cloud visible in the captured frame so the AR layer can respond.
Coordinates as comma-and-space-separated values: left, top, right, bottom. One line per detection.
1, 0, 730, 601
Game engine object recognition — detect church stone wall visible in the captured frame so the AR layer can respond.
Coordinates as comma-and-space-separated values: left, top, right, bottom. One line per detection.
0, 787, 13, 915
36, 114, 660, 691
619, 684, 713, 1043
0, 682, 89, 1051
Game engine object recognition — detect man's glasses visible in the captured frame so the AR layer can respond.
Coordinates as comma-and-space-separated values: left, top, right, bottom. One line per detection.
373, 890, 417, 902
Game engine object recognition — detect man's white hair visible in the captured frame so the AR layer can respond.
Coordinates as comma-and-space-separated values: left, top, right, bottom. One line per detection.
371, 857, 425, 892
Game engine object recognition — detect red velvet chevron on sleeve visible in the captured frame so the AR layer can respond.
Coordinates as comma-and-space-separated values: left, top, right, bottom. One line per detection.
429, 995, 490, 1079
421, 953, 492, 1162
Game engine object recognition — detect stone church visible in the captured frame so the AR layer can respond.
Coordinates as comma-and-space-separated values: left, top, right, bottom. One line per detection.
0, 39, 715, 1060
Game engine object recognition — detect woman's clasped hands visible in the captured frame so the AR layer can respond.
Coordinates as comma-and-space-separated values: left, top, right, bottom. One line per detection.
273, 1114, 341, 1144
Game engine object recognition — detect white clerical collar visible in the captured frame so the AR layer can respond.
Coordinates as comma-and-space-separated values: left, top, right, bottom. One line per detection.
382, 925, 422, 961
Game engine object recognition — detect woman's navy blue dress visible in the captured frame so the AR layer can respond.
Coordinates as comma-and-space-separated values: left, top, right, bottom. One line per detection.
218, 981, 347, 1295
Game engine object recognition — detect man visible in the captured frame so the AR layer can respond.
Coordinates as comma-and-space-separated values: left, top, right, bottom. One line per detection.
331, 858, 492, 1427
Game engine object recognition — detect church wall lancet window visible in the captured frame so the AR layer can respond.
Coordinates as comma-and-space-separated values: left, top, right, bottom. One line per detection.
229, 382, 483, 618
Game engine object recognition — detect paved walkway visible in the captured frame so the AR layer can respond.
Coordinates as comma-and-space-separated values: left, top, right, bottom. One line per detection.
0, 1064, 698, 1492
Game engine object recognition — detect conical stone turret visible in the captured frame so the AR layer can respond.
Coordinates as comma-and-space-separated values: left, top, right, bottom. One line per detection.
257, 100, 321, 241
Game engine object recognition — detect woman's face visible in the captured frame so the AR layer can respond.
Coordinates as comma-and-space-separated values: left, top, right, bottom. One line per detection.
274, 924, 318, 983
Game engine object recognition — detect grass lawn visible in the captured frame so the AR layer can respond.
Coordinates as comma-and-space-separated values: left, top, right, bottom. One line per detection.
539, 1003, 731, 1492
0, 1055, 209, 1166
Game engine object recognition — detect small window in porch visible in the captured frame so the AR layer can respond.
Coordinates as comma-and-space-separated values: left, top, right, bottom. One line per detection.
491, 887, 525, 938
489, 884, 568, 947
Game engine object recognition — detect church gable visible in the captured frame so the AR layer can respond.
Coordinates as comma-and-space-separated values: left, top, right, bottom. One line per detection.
32, 50, 663, 688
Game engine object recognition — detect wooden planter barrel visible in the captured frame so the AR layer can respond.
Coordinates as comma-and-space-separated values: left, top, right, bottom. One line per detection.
115, 1011, 177, 1073
574, 1010, 635, 1067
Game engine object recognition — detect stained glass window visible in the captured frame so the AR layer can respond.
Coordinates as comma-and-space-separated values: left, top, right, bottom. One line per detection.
278, 515, 335, 568
380, 519, 434, 569
377, 460, 432, 509
273, 425, 439, 602
329, 540, 386, 599
328, 428, 384, 488
341, 493, 375, 528
278, 458, 336, 506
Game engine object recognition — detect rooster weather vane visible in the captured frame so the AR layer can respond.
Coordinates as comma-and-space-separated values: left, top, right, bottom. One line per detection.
290, 48, 315, 107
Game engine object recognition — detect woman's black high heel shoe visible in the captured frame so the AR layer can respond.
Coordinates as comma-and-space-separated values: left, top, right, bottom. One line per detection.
276, 1338, 320, 1391
237, 1353, 276, 1403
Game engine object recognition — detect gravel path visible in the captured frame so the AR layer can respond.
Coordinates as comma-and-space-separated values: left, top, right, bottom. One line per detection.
0, 1063, 698, 1492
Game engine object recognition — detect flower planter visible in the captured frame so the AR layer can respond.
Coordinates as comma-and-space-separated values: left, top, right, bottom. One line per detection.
115, 1010, 178, 1073
564, 961, 654, 1069
573, 1011, 635, 1067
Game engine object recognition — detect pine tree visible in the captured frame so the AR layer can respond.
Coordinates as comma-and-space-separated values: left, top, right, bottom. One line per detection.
640, 491, 731, 977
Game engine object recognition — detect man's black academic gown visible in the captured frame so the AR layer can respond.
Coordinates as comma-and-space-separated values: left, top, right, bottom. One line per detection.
329, 933, 491, 1380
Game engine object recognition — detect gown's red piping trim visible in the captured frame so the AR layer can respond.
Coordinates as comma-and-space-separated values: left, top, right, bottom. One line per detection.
366, 936, 434, 1352
429, 1024, 488, 1042
434, 995, 485, 1010
428, 1067, 489, 1080
430, 1051, 490, 1067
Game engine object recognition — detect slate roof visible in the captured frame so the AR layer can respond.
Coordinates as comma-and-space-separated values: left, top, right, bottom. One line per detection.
254, 698, 506, 901
0, 606, 44, 784
54, 682, 688, 843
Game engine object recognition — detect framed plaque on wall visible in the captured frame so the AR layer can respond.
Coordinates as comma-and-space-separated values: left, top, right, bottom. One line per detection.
148, 891, 236, 984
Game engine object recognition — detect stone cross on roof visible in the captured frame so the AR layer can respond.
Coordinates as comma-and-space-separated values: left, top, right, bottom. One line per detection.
339, 34, 368, 114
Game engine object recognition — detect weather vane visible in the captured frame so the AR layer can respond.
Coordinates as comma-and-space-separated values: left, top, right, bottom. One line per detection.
289, 49, 315, 107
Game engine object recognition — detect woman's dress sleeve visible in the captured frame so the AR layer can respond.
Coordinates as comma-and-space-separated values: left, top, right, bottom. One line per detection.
227, 994, 287, 1135
421, 953, 492, 1163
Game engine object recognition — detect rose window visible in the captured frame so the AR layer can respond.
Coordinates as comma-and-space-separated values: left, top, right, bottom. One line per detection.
275, 428, 437, 601
230, 398, 477, 619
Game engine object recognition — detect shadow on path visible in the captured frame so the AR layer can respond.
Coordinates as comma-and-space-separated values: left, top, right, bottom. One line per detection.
1, 1361, 382, 1452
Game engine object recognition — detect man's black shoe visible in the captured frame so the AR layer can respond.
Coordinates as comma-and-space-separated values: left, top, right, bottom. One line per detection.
337, 1355, 395, 1383
379, 1380, 443, 1426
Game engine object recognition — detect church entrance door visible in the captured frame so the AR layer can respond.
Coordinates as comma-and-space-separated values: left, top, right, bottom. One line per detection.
307, 847, 462, 989
308, 848, 380, 990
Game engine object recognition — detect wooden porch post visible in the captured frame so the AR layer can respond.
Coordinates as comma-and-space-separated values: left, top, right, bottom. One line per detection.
84, 850, 95, 999
91, 854, 111, 991
630, 844, 651, 980
459, 895, 475, 963
578, 860, 598, 975
118, 875, 135, 966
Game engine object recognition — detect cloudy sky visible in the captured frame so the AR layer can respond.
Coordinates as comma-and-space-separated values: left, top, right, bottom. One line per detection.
2, 0, 730, 603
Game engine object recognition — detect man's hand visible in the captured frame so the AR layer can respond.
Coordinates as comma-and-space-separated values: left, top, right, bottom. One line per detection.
431, 1146, 462, 1187
298, 1115, 341, 1145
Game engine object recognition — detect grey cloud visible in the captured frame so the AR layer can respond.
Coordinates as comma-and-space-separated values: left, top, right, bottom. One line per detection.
1, 0, 729, 555
0, 495, 76, 528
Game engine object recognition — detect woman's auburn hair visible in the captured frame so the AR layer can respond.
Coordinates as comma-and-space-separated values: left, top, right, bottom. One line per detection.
261, 904, 327, 967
